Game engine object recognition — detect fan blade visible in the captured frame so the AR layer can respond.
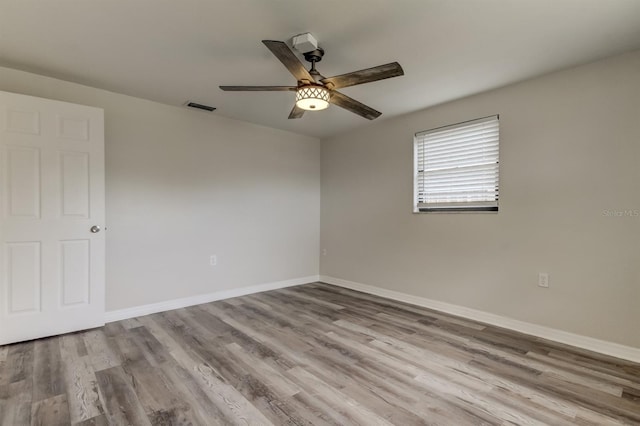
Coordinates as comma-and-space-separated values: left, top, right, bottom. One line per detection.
288, 104, 305, 119
321, 62, 404, 89
330, 91, 381, 120
219, 86, 296, 91
262, 40, 314, 82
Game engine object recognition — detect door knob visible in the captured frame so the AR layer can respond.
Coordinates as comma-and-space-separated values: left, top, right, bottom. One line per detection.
90, 225, 101, 233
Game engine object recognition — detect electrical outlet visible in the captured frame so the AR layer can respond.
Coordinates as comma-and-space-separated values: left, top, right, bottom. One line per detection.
538, 272, 549, 288
322, 249, 327, 256
210, 255, 217, 266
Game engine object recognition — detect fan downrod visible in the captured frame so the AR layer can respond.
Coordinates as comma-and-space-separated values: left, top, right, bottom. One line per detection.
303, 48, 325, 64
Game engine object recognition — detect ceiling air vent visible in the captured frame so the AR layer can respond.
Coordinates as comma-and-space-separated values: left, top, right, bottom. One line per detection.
186, 101, 216, 112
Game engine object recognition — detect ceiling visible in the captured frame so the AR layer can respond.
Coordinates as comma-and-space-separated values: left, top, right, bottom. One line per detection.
1, 1, 640, 139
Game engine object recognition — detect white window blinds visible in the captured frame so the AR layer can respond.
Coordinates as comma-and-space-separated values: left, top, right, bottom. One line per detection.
414, 115, 499, 211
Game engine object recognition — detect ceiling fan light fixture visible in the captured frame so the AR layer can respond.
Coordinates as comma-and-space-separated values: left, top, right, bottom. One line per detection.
220, 40, 403, 120
295, 85, 330, 111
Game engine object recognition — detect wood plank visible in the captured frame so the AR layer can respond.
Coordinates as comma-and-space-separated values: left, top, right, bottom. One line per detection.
94, 366, 151, 426
32, 338, 65, 402
136, 316, 235, 424
225, 342, 301, 397
73, 414, 109, 426
160, 362, 231, 425
0, 345, 8, 362
0, 379, 32, 425
128, 326, 171, 366
6, 341, 34, 384
82, 330, 120, 372
30, 393, 70, 426
287, 366, 395, 425
149, 312, 275, 425
120, 357, 199, 424
59, 335, 103, 423
120, 318, 143, 330
188, 362, 275, 425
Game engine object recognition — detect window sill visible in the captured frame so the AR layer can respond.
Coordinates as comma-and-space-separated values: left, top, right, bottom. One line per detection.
414, 206, 498, 214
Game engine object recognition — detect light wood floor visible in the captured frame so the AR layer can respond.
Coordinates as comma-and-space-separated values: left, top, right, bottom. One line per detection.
1, 283, 639, 425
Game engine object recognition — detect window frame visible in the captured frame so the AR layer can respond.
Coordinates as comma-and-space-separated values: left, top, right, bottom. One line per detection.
413, 115, 500, 214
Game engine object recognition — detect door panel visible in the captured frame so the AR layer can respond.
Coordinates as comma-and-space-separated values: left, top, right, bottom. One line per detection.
57, 115, 90, 141
60, 151, 90, 218
6, 147, 40, 218
0, 91, 105, 345
60, 239, 90, 306
6, 109, 40, 135
6, 241, 41, 313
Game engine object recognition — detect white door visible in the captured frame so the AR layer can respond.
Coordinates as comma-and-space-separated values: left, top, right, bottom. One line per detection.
0, 90, 105, 345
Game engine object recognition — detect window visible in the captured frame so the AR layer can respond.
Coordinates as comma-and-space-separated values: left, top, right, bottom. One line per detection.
414, 115, 499, 212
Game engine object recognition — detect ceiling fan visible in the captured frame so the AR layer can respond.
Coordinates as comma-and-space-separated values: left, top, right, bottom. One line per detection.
220, 39, 404, 120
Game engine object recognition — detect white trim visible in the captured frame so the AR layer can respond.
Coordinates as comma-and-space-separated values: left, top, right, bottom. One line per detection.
105, 275, 320, 323
320, 275, 640, 363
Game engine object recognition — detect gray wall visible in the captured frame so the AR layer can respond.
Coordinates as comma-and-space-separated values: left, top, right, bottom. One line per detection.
0, 66, 321, 311
320, 50, 640, 347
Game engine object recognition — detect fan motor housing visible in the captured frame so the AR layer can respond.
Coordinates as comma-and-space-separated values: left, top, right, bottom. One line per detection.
303, 48, 324, 64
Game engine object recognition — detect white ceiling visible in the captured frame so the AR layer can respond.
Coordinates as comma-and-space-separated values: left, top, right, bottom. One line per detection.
1, 1, 640, 139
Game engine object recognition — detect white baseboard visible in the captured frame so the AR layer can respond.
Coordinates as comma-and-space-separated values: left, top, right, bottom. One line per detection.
320, 275, 640, 363
105, 275, 320, 323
